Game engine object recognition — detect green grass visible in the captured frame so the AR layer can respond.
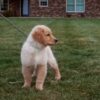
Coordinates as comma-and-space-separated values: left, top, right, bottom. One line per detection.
0, 18, 100, 100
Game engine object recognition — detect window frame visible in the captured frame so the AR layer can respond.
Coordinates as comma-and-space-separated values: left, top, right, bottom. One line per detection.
66, 0, 85, 13
0, 0, 9, 12
39, 0, 48, 7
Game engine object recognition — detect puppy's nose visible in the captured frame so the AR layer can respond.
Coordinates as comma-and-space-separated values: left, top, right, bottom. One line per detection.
55, 39, 58, 43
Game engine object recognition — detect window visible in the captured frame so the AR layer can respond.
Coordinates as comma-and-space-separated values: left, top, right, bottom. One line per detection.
67, 0, 85, 12
39, 0, 48, 7
0, 0, 8, 11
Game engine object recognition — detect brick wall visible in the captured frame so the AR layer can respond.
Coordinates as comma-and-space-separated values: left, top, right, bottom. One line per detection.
29, 0, 100, 17
30, 0, 66, 17
85, 0, 100, 17
1, 0, 100, 17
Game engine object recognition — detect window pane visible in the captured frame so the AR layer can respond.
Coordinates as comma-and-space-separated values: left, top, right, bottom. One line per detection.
40, 0, 48, 6
76, 5, 84, 12
41, 0, 47, 1
41, 1, 47, 5
76, 0, 84, 4
67, 0, 75, 12
1, 0, 8, 10
1, 0, 3, 4
67, 0, 74, 4
1, 0, 4, 7
76, 0, 84, 12
67, 0, 85, 12
67, 5, 75, 11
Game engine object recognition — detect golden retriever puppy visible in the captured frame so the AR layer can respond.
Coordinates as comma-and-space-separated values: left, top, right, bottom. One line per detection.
21, 25, 61, 91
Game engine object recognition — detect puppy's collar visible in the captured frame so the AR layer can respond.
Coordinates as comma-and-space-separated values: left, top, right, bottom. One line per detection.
26, 33, 46, 50
29, 40, 44, 50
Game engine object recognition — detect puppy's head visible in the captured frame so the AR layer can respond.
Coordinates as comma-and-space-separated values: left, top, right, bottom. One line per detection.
32, 25, 58, 46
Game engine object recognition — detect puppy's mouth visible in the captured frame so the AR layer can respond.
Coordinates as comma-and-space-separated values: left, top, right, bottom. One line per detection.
46, 39, 58, 46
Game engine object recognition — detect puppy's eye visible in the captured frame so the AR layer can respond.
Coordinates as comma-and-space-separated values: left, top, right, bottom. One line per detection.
46, 34, 50, 36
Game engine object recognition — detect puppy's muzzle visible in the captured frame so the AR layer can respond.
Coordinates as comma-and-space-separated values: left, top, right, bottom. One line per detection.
54, 39, 58, 43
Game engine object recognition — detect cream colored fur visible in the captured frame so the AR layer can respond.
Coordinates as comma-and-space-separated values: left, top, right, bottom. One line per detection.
21, 25, 61, 91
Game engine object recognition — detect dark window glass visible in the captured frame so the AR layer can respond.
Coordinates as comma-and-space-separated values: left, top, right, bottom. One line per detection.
0, 0, 8, 11
40, 0, 48, 6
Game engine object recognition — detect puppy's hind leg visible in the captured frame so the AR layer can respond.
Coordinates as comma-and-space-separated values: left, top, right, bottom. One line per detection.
22, 66, 33, 88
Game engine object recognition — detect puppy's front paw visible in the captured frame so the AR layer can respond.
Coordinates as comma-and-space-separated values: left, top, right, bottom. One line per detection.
55, 74, 61, 80
22, 84, 31, 89
35, 84, 43, 91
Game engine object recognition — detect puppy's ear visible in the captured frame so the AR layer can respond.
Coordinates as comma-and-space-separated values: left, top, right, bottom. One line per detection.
35, 27, 44, 34
32, 27, 45, 45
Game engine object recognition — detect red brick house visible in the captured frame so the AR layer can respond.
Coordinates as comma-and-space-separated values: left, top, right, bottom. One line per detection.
0, 0, 100, 17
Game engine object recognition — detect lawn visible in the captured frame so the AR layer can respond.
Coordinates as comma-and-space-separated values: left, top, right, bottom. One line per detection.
0, 18, 100, 100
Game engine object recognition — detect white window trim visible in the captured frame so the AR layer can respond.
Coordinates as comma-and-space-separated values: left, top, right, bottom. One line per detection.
39, 0, 48, 7
66, 0, 85, 13
0, 0, 9, 12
